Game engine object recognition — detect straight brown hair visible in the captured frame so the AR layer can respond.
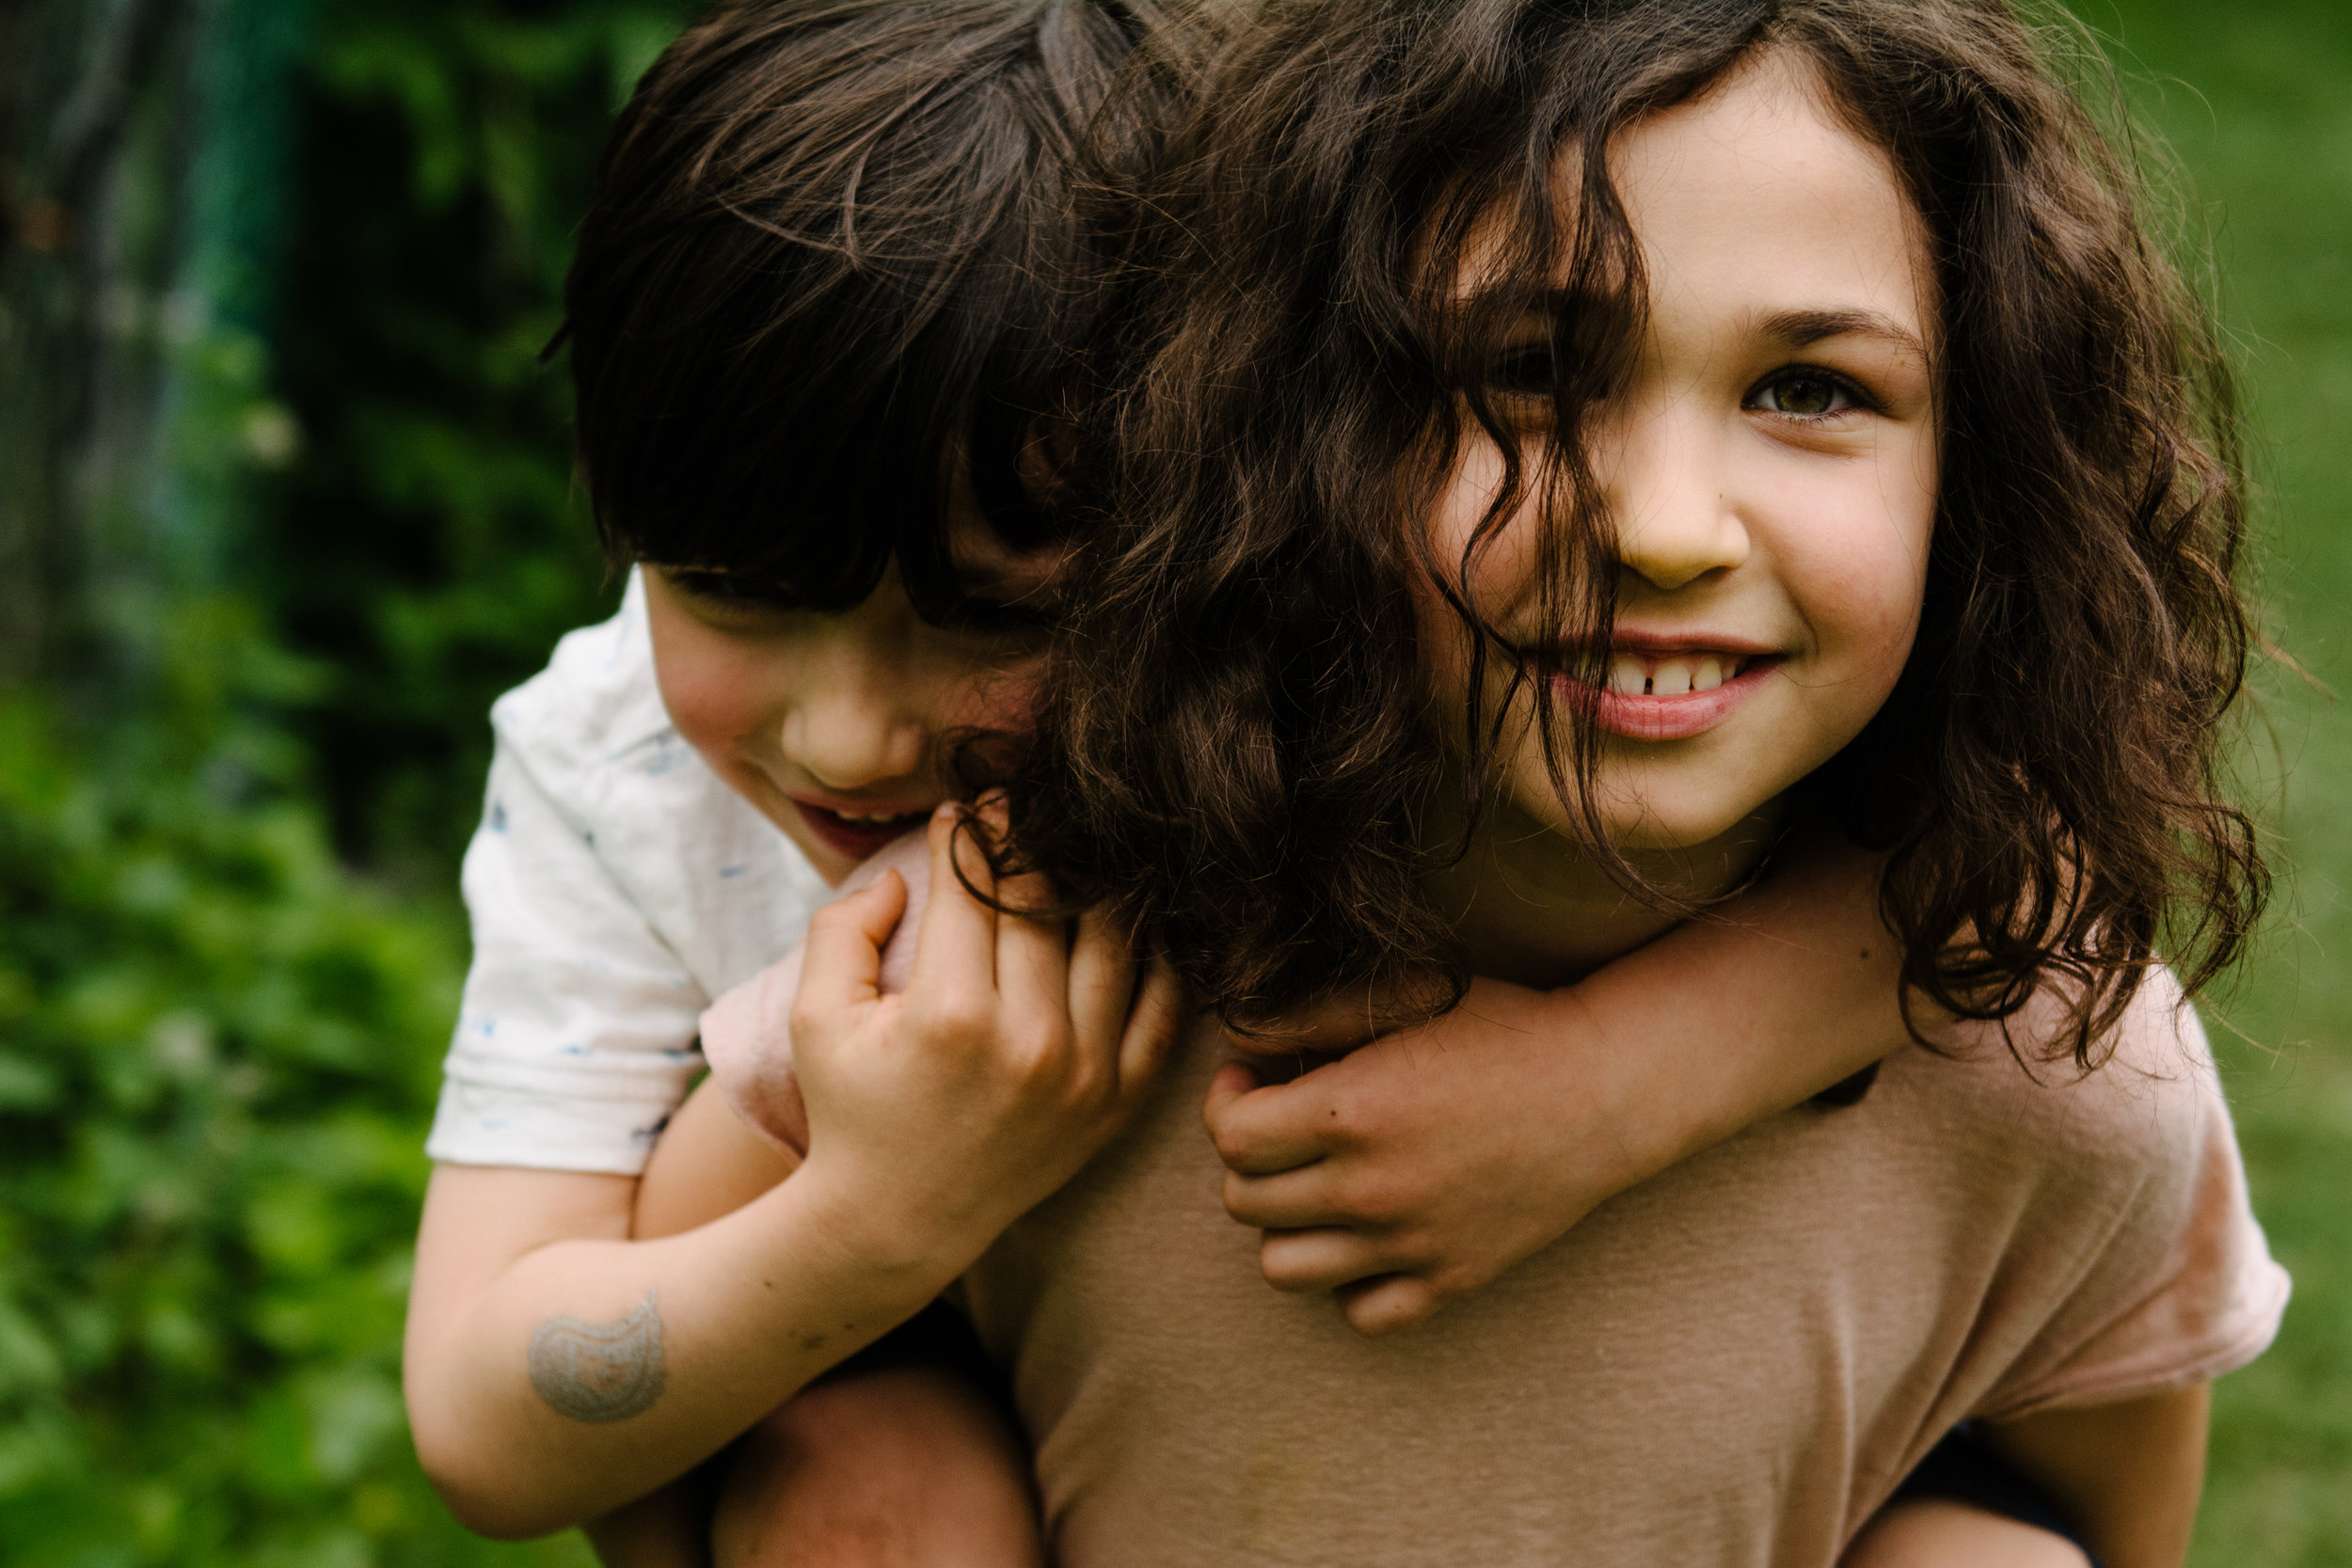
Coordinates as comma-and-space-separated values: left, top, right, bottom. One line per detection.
562, 0, 1174, 625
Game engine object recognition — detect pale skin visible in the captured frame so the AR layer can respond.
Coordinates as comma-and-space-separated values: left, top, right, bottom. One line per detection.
1391, 54, 2206, 1566
405, 804, 1182, 1539
403, 511, 1184, 1547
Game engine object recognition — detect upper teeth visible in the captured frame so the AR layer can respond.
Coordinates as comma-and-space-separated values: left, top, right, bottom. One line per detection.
838, 811, 917, 824
1606, 655, 1732, 697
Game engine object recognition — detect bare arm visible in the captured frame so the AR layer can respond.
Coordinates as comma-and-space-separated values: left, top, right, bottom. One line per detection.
1983, 1385, 2210, 1568
404, 812, 1178, 1539
405, 1140, 962, 1538
1207, 839, 1924, 1333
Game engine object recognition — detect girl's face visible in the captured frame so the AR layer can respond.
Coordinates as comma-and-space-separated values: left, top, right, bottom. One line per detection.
644, 470, 1057, 886
1428, 54, 1937, 858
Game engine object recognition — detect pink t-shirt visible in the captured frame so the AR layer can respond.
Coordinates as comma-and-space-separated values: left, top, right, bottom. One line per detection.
701, 833, 2287, 1566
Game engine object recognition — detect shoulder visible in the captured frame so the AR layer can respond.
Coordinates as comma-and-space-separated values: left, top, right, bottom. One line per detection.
1887, 968, 2220, 1179
464, 569, 829, 996
1894, 972, 2290, 1418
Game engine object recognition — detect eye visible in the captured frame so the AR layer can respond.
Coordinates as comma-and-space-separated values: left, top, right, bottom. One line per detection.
1749, 368, 1871, 420
1484, 342, 1559, 400
660, 568, 806, 619
938, 594, 1056, 642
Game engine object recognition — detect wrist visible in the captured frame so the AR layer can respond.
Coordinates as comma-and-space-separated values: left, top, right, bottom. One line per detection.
777, 1154, 1003, 1293
1540, 979, 1711, 1191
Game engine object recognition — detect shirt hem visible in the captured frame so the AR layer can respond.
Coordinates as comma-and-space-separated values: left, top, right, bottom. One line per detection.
1974, 1261, 2292, 1421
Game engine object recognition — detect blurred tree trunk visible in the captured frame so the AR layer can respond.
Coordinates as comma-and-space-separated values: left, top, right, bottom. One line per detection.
0, 0, 300, 704
0, 0, 210, 689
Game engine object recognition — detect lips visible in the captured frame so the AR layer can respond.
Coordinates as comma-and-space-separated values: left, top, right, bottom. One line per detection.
790, 799, 935, 863
1551, 647, 1782, 742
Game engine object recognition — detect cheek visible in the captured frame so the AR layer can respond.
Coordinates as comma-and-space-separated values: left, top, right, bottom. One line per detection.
1797, 468, 1934, 681
648, 622, 788, 757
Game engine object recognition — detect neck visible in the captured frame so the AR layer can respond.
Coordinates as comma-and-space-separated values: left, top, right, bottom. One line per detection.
1423, 781, 1787, 990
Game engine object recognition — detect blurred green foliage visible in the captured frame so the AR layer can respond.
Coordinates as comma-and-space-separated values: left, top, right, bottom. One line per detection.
0, 1, 2344, 1565
0, 3, 689, 1563
262, 1, 691, 879
0, 608, 473, 1565
2099, 2, 2352, 1559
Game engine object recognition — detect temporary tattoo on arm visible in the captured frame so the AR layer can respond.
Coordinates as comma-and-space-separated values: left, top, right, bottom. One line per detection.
528, 1291, 666, 1423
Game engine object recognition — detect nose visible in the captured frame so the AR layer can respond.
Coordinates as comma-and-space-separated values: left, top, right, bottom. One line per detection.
778, 631, 932, 795
1600, 400, 1751, 593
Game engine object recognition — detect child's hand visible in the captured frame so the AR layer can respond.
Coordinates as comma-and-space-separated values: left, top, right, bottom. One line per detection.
1202, 975, 1640, 1338
790, 802, 1184, 1277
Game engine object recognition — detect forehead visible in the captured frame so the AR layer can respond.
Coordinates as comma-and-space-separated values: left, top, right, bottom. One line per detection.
1607, 52, 1931, 346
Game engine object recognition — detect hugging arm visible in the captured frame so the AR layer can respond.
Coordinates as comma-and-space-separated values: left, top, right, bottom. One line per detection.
588, 1078, 1044, 1568
404, 812, 1177, 1540
1207, 838, 1924, 1334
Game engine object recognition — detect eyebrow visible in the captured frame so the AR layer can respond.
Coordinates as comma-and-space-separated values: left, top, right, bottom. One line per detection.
1458, 292, 1929, 360
1758, 308, 1929, 361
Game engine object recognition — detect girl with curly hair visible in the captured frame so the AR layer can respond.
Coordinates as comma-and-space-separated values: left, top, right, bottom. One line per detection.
680, 1, 2289, 1561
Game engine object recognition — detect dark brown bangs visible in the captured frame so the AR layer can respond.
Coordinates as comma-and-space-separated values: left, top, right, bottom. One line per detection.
563, 0, 1174, 622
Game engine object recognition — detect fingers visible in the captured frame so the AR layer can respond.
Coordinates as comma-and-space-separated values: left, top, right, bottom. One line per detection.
1223, 987, 1392, 1057
1219, 1162, 1350, 1231
908, 804, 997, 1000
1255, 1227, 1397, 1294
990, 864, 1073, 1034
1338, 1275, 1443, 1338
1066, 901, 1141, 1059
794, 869, 908, 1016
1202, 1069, 1328, 1175
1114, 957, 1186, 1099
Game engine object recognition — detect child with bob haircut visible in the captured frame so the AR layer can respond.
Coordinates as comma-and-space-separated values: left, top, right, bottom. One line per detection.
673, 0, 2287, 1561
403, 4, 1199, 1560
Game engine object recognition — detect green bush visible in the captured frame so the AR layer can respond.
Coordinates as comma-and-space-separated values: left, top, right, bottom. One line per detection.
0, 4, 689, 1561
0, 606, 557, 1566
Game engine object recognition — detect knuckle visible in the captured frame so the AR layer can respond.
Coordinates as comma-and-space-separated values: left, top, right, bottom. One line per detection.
911, 989, 993, 1045
1219, 1173, 1262, 1223
1317, 1091, 1378, 1148
1208, 1120, 1255, 1167
1333, 1173, 1407, 1227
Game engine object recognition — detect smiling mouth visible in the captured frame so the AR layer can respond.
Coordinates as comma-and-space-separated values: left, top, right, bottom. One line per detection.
1546, 647, 1783, 742
1599, 650, 1757, 698
791, 800, 935, 862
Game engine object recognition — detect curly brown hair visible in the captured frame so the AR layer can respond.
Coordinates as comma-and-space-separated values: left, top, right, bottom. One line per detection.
1011, 0, 2265, 1061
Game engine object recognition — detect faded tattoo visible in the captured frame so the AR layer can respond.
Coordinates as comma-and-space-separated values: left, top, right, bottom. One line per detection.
528, 1291, 666, 1423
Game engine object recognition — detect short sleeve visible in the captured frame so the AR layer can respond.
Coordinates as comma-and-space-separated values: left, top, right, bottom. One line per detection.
1972, 1028, 2291, 1420
424, 737, 710, 1174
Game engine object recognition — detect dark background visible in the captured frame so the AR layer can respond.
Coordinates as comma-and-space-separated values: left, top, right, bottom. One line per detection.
0, 1, 2342, 1562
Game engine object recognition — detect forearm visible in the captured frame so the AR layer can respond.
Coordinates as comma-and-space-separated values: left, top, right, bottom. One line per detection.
406, 1166, 959, 1540
1563, 836, 1916, 1180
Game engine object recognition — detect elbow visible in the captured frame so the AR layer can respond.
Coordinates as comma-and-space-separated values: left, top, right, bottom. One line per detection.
411, 1417, 576, 1542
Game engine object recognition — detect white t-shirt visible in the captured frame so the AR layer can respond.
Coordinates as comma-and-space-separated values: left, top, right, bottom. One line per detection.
425, 570, 831, 1174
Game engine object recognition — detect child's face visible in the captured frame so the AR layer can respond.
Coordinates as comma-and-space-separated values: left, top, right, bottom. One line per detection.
644, 477, 1057, 885
1429, 54, 1937, 856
